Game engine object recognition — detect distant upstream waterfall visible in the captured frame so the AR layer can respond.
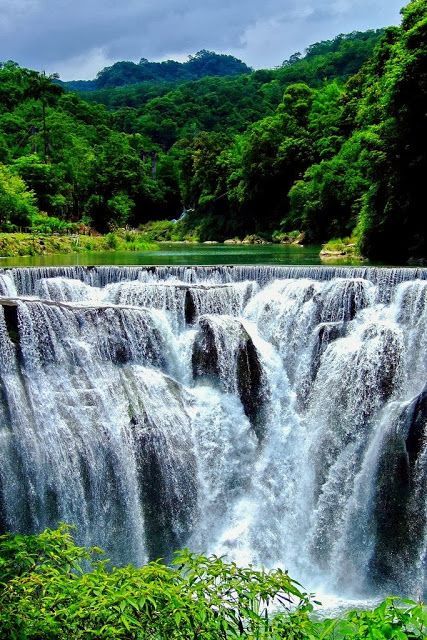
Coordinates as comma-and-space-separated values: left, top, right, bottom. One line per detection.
0, 265, 426, 599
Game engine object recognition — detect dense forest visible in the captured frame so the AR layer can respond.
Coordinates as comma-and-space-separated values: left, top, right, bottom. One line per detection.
0, 0, 425, 262
61, 50, 252, 91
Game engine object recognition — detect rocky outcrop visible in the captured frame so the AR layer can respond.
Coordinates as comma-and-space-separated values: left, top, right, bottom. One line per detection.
131, 410, 198, 561
184, 289, 197, 325
369, 385, 427, 593
223, 235, 270, 245
192, 316, 265, 439
2, 303, 19, 345
310, 321, 345, 384
236, 335, 264, 439
192, 317, 220, 380
242, 235, 268, 245
318, 279, 374, 323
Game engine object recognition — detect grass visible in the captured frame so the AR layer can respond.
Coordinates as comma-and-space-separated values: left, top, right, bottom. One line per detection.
320, 236, 362, 259
0, 231, 158, 258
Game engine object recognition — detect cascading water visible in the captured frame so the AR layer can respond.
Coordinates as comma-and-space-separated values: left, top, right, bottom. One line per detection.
0, 265, 426, 601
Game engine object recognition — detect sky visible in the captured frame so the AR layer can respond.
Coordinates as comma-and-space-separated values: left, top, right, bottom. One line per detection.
0, 0, 404, 80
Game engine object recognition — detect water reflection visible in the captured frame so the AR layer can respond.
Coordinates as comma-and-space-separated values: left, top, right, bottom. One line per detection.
0, 242, 373, 267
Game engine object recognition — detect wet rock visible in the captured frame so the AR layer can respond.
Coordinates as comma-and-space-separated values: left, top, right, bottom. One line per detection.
2, 304, 19, 346
192, 317, 220, 380
131, 412, 197, 561
184, 289, 197, 325
369, 385, 427, 592
405, 386, 427, 464
83, 307, 166, 368
236, 335, 265, 439
362, 324, 401, 404
192, 316, 265, 439
310, 322, 345, 383
242, 235, 268, 245
320, 279, 374, 323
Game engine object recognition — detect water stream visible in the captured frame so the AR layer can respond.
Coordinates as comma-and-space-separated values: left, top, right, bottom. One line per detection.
0, 265, 426, 603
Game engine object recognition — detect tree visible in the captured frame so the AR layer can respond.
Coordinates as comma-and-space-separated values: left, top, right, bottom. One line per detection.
357, 0, 427, 261
12, 154, 59, 213
0, 163, 37, 230
25, 70, 62, 162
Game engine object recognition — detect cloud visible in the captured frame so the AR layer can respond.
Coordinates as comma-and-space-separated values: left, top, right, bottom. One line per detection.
0, 0, 404, 79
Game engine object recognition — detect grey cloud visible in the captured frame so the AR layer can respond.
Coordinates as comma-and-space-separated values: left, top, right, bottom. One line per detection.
0, 0, 403, 79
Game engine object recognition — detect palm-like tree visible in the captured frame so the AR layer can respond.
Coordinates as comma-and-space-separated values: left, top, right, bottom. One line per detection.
26, 70, 61, 162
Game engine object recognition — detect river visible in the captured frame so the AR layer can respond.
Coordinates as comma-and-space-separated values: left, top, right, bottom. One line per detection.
0, 242, 378, 268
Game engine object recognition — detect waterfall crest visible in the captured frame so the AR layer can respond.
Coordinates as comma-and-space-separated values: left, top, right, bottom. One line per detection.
0, 266, 426, 598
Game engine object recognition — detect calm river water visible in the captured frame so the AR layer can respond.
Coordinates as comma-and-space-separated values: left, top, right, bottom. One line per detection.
0, 242, 377, 267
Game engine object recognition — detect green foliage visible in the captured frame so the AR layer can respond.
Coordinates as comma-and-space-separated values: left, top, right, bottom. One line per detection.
77, 31, 381, 128
139, 219, 196, 242
321, 598, 427, 639
105, 232, 119, 249
0, 64, 181, 232
12, 154, 60, 212
288, 129, 376, 242
89, 50, 251, 90
0, 12, 423, 261
272, 229, 302, 244
29, 212, 76, 233
280, 30, 385, 81
0, 163, 37, 230
287, 0, 427, 261
0, 526, 311, 639
106, 194, 135, 228
0, 231, 157, 257
0, 527, 425, 639
355, 0, 427, 262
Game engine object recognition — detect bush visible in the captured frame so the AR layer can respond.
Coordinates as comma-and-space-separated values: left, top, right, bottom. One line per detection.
107, 194, 135, 228
105, 232, 119, 249
30, 213, 76, 234
139, 219, 196, 242
0, 527, 425, 639
321, 235, 359, 256
272, 229, 302, 244
0, 163, 37, 230
0, 526, 313, 639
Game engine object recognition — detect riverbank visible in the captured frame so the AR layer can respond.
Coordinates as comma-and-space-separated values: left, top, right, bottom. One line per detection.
0, 232, 158, 258
320, 236, 364, 261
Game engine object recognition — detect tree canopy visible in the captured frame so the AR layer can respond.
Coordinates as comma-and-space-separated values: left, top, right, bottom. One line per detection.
0, 4, 425, 263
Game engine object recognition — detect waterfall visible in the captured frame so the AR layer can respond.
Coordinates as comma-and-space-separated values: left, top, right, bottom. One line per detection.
0, 266, 426, 599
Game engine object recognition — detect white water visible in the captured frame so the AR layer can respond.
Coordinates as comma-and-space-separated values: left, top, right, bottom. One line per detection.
0, 266, 426, 602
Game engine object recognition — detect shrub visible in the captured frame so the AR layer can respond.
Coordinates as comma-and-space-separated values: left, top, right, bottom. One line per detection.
0, 163, 37, 230
105, 232, 119, 249
0, 527, 425, 639
321, 235, 359, 256
30, 213, 76, 234
0, 526, 314, 639
139, 219, 194, 242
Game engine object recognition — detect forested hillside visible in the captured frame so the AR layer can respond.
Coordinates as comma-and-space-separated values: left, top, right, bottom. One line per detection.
0, 0, 425, 262
62, 50, 251, 91
78, 30, 383, 141
0, 64, 182, 232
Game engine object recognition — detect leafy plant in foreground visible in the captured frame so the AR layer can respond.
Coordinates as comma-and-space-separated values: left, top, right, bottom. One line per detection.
0, 527, 425, 639
0, 525, 313, 639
